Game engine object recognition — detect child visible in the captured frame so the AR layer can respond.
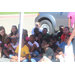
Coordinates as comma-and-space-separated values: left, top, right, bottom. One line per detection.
10, 37, 31, 62
38, 38, 55, 62
48, 35, 58, 53
68, 12, 75, 29
3, 36, 18, 58
42, 28, 50, 38
61, 26, 71, 43
3, 37, 11, 57
22, 29, 29, 44
53, 35, 60, 46
57, 25, 64, 42
27, 35, 39, 57
55, 35, 72, 62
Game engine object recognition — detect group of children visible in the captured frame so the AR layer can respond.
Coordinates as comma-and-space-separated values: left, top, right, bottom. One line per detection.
0, 23, 74, 62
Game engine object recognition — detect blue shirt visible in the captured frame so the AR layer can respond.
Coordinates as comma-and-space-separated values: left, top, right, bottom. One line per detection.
59, 42, 72, 53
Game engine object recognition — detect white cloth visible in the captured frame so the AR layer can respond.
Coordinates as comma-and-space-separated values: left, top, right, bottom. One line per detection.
64, 45, 74, 62
31, 27, 42, 35
28, 41, 39, 47
9, 42, 19, 53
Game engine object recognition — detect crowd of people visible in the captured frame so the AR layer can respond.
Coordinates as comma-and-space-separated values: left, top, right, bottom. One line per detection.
0, 12, 75, 62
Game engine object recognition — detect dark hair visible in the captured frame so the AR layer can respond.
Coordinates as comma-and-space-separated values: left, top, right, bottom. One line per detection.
23, 29, 28, 37
0, 26, 5, 33
34, 28, 39, 33
43, 28, 47, 31
22, 36, 26, 41
43, 38, 50, 44
6, 37, 11, 44
59, 25, 64, 29
53, 35, 58, 40
48, 35, 53, 39
30, 35, 35, 39
65, 26, 69, 31
0, 35, 2, 40
11, 25, 18, 36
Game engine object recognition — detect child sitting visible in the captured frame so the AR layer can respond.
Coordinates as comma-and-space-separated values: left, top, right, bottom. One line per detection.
53, 35, 60, 46
38, 38, 55, 62
3, 37, 11, 57
27, 35, 40, 57
48, 35, 58, 53
3, 36, 18, 58
57, 25, 64, 41
61, 26, 71, 43
10, 37, 31, 62
55, 35, 72, 62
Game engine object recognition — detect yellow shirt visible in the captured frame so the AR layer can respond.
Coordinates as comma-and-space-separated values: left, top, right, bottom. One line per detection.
15, 45, 31, 60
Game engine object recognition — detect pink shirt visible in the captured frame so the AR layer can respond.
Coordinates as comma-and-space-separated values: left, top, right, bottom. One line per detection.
68, 12, 75, 28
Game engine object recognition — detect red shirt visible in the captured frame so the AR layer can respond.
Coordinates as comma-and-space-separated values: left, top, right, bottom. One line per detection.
61, 33, 71, 41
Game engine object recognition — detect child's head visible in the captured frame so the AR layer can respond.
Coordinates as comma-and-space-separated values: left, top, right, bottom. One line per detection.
42, 28, 47, 35
29, 35, 35, 42
11, 36, 17, 43
64, 35, 70, 43
5, 37, 11, 44
34, 28, 39, 35
59, 25, 64, 32
23, 29, 28, 37
48, 35, 53, 43
41, 38, 50, 48
53, 35, 58, 43
38, 33, 43, 39
63, 26, 70, 35
0, 35, 2, 41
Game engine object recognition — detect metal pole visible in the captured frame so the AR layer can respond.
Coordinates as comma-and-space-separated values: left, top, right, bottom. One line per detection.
18, 12, 24, 62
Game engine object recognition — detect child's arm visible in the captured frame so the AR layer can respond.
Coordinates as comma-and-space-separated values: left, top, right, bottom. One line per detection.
55, 47, 62, 53
31, 44, 39, 52
27, 44, 32, 52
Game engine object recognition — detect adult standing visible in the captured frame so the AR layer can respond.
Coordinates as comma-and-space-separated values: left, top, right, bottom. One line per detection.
68, 12, 75, 29
31, 22, 42, 35
0, 26, 8, 44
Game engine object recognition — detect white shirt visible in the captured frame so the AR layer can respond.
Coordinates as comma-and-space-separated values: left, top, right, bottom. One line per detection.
31, 27, 42, 35
28, 41, 39, 47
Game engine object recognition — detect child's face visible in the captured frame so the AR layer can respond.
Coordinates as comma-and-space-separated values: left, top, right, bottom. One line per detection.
12, 26, 17, 32
41, 40, 49, 48
11, 38, 16, 43
43, 29, 47, 34
63, 28, 69, 35
38, 34, 42, 39
29, 36, 34, 42
23, 30, 27, 36
60, 27, 64, 32
6, 38, 11, 44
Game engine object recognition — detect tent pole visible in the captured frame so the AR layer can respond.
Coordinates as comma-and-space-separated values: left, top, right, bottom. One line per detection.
18, 12, 24, 62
